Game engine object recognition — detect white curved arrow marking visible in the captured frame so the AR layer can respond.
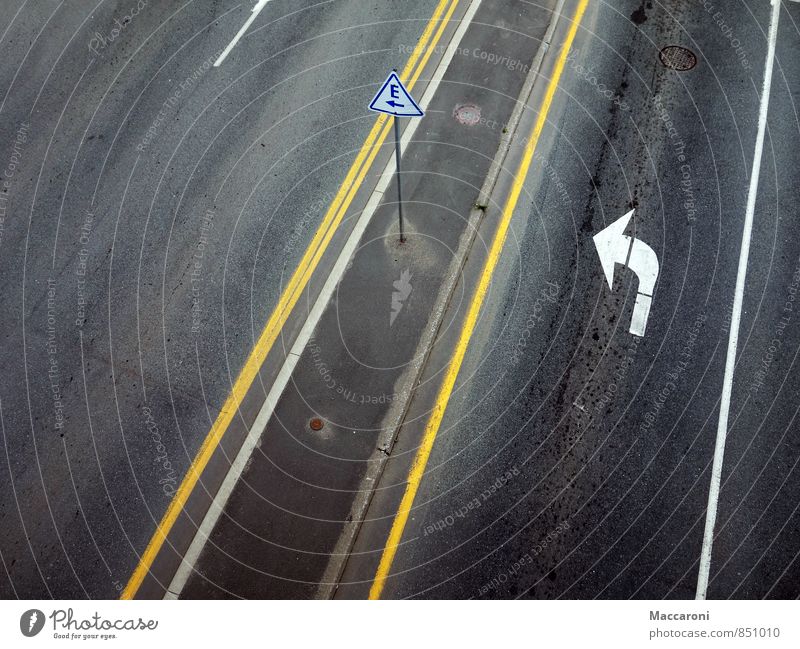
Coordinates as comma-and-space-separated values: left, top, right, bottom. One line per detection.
593, 209, 659, 337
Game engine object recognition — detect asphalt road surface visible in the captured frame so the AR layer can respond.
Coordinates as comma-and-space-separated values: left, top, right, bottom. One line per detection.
1, 0, 799, 601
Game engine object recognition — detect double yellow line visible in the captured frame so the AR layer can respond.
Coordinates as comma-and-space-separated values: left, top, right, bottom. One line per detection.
122, 0, 462, 600
369, 0, 589, 600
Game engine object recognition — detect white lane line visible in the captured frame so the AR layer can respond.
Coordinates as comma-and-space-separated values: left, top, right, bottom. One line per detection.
695, 0, 781, 601
214, 0, 271, 67
166, 0, 483, 598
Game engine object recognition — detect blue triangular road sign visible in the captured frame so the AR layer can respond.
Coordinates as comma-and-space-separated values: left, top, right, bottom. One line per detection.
368, 71, 424, 117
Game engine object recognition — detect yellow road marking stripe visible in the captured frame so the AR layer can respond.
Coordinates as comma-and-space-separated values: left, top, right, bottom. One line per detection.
368, 0, 589, 600
122, 0, 460, 600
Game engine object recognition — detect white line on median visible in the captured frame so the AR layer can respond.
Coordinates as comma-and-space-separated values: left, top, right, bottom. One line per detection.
695, 0, 781, 600
214, 0, 272, 67
165, 0, 484, 598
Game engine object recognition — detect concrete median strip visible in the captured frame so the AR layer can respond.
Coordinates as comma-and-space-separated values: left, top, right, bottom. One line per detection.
166, 0, 565, 599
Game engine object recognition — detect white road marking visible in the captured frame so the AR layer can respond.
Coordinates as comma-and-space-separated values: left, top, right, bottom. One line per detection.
695, 0, 782, 601
214, 0, 271, 67
627, 239, 658, 336
594, 209, 636, 290
593, 209, 659, 336
629, 293, 652, 338
166, 0, 484, 598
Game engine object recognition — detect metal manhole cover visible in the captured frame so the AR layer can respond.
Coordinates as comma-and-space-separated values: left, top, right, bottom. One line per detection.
453, 103, 481, 126
659, 45, 697, 71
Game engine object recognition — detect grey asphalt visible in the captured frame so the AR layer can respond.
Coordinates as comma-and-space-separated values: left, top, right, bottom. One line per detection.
2, 0, 799, 602
0, 0, 443, 598
339, 0, 800, 599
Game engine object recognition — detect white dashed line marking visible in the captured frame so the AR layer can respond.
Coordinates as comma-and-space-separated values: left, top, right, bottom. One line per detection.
214, 0, 272, 67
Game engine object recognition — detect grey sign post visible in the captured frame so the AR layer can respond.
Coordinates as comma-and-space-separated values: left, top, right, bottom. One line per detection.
368, 69, 424, 243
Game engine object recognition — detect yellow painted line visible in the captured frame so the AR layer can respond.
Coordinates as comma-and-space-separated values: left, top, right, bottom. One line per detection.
368, 0, 589, 600
122, 0, 461, 600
